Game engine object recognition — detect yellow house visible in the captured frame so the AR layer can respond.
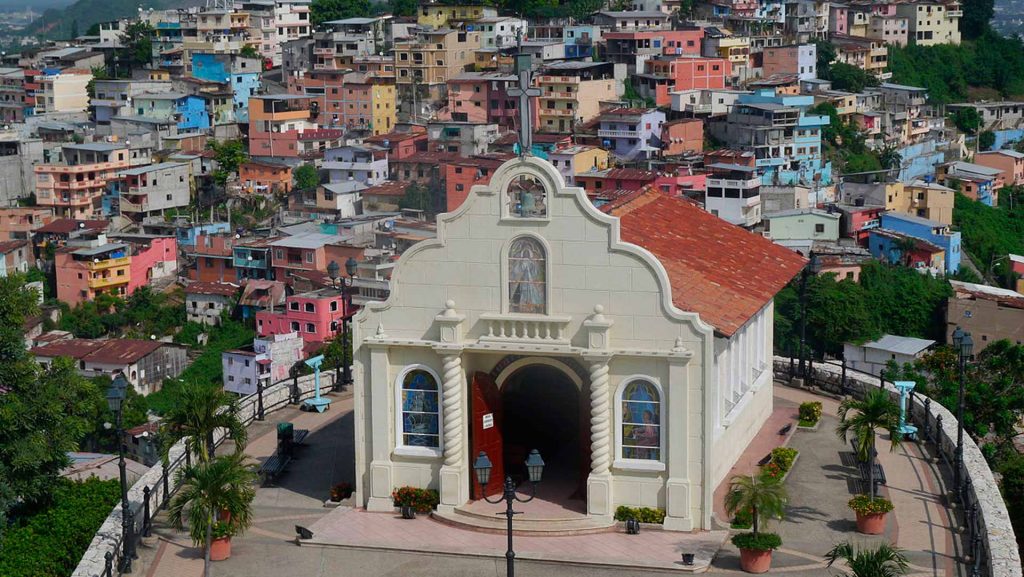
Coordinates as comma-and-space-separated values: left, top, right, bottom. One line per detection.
417, 3, 497, 27
896, 1, 961, 46
547, 145, 610, 186
876, 180, 955, 225
536, 62, 620, 133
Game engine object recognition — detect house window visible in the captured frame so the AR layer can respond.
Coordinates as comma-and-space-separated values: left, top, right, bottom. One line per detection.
305, 252, 314, 263
616, 378, 663, 465
508, 236, 545, 314
330, 300, 338, 312
290, 321, 300, 331
815, 223, 825, 233
306, 323, 315, 333
290, 301, 300, 311
305, 302, 315, 312
396, 366, 441, 453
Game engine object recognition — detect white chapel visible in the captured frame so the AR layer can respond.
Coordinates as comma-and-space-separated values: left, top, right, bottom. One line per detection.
351, 154, 805, 531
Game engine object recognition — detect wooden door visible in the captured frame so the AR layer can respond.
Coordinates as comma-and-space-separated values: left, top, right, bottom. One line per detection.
470, 371, 504, 499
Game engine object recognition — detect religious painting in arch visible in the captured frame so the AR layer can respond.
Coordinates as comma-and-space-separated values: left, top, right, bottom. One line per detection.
621, 380, 661, 461
508, 236, 546, 314
400, 369, 440, 449
507, 174, 547, 217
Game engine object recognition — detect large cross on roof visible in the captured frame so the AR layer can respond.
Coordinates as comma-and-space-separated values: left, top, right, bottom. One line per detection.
507, 53, 540, 157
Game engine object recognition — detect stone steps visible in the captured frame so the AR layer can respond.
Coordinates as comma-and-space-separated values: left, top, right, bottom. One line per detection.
431, 507, 617, 536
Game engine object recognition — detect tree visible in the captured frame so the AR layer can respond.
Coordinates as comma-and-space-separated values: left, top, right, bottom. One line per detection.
168, 452, 257, 576
207, 139, 247, 188
294, 163, 320, 191
388, 0, 418, 16
311, 0, 372, 26
0, 275, 98, 517
399, 182, 431, 213
836, 389, 902, 499
952, 108, 982, 135
878, 144, 902, 173
825, 542, 910, 577
86, 65, 110, 100
815, 40, 837, 79
890, 236, 919, 267
979, 130, 996, 151
239, 44, 260, 59
961, 0, 994, 40
724, 471, 788, 535
828, 62, 881, 93
118, 21, 154, 71
160, 381, 247, 464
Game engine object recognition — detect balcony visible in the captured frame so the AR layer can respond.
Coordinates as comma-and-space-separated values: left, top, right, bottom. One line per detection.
89, 273, 130, 289
479, 313, 572, 345
708, 177, 761, 189
537, 75, 579, 84
36, 160, 128, 174
53, 179, 107, 191
946, 9, 962, 16
685, 103, 713, 114
543, 90, 575, 99
88, 256, 130, 271
540, 108, 575, 116
598, 129, 638, 138
314, 47, 334, 55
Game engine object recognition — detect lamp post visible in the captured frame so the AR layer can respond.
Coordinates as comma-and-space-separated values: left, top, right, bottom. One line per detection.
798, 252, 819, 378
326, 257, 358, 389
951, 326, 973, 498
106, 375, 136, 573
473, 449, 545, 577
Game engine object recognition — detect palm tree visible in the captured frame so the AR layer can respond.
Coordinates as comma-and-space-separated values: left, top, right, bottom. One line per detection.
724, 471, 789, 535
825, 542, 909, 577
878, 145, 902, 174
891, 237, 918, 268
169, 452, 258, 575
162, 381, 247, 464
836, 388, 902, 499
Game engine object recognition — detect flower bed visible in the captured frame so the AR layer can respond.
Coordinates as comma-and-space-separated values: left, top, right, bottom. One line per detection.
391, 486, 439, 513
798, 401, 823, 429
731, 447, 800, 527
614, 505, 666, 524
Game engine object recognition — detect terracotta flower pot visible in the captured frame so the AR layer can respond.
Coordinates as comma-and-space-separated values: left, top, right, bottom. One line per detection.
739, 548, 773, 573
210, 536, 232, 561
855, 511, 887, 535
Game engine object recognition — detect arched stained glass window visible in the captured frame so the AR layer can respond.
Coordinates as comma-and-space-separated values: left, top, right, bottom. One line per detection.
507, 174, 547, 217
400, 369, 440, 449
508, 236, 546, 314
620, 380, 661, 461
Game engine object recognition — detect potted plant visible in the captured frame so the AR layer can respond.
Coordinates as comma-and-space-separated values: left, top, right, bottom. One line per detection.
724, 472, 788, 573
391, 486, 440, 519
330, 482, 354, 502
848, 494, 894, 535
825, 541, 909, 576
836, 388, 902, 534
169, 452, 258, 570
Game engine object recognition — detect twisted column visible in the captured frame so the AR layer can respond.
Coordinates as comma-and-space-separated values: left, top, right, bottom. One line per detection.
589, 359, 611, 475
441, 354, 464, 467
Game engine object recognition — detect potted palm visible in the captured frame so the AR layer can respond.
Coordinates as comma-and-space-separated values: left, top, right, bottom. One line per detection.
836, 388, 901, 535
169, 452, 258, 570
724, 471, 788, 574
825, 541, 909, 576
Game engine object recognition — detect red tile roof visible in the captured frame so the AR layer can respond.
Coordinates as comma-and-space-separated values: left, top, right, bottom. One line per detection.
362, 180, 412, 198
184, 281, 240, 297
0, 239, 28, 253
606, 187, 807, 337
30, 338, 178, 365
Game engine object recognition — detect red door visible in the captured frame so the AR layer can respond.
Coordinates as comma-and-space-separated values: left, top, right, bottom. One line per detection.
470, 371, 504, 499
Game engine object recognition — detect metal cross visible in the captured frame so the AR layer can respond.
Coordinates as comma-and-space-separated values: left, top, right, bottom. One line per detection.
507, 55, 540, 157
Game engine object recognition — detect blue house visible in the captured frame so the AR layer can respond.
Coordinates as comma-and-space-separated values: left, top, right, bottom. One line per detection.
563, 25, 599, 59
134, 92, 211, 131
176, 222, 231, 249
190, 53, 261, 123
877, 212, 960, 274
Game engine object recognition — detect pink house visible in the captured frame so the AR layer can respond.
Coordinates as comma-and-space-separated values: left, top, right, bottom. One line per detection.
653, 172, 707, 197
255, 287, 352, 349
830, 5, 849, 34
126, 236, 178, 292
973, 150, 1024, 187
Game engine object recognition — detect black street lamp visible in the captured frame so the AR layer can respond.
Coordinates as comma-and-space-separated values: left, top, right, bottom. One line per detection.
798, 252, 819, 378
327, 258, 359, 389
951, 326, 973, 498
106, 374, 136, 573
473, 450, 545, 577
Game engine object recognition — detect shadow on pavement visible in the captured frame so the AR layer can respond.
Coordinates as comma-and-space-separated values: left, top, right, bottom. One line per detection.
259, 408, 355, 503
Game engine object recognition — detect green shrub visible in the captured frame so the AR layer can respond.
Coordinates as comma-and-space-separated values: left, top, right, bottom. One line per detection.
731, 507, 753, 529
798, 401, 822, 426
0, 477, 121, 577
731, 531, 782, 551
848, 494, 894, 515
770, 447, 798, 472
391, 486, 439, 513
613, 505, 666, 524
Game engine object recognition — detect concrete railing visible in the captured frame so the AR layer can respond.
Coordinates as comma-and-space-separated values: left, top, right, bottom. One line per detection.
72, 370, 338, 577
772, 356, 1021, 577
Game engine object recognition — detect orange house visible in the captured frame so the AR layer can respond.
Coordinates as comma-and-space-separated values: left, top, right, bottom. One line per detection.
660, 118, 704, 157
239, 160, 293, 195
642, 55, 731, 106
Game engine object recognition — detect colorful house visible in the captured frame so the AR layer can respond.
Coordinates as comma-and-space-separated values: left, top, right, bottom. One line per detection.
596, 108, 667, 161
877, 211, 960, 274
255, 287, 352, 348
973, 150, 1024, 187
133, 92, 210, 131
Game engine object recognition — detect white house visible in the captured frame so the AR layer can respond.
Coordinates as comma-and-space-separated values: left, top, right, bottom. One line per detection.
351, 155, 805, 531
843, 334, 935, 376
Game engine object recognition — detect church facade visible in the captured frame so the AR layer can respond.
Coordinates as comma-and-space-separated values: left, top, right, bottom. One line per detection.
351, 156, 804, 531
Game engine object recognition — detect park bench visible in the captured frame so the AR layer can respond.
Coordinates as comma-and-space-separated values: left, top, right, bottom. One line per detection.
258, 453, 290, 485
293, 429, 310, 446
849, 438, 886, 493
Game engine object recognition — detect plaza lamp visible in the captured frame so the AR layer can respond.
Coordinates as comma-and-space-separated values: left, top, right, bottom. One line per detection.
951, 326, 973, 497
473, 449, 545, 577
106, 374, 136, 573
326, 257, 359, 388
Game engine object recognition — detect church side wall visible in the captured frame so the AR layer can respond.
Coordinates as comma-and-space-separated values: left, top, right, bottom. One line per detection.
709, 302, 775, 488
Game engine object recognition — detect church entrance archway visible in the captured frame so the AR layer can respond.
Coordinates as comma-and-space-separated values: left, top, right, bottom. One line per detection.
499, 364, 588, 510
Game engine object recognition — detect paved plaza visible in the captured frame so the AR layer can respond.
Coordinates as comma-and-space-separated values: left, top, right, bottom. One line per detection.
133, 384, 967, 577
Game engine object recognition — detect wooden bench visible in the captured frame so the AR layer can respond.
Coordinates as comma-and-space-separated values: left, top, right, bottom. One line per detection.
258, 453, 291, 485
293, 429, 310, 446
859, 461, 887, 489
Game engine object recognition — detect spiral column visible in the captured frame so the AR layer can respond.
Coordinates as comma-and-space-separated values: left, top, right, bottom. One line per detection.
589, 359, 611, 475
441, 353, 464, 467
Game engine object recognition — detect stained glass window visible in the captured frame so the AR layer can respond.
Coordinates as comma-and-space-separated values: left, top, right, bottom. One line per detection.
620, 380, 661, 461
507, 174, 547, 217
400, 369, 440, 449
508, 236, 546, 314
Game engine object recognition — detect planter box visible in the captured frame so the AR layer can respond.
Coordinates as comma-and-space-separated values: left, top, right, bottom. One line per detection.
796, 419, 820, 431
779, 452, 800, 483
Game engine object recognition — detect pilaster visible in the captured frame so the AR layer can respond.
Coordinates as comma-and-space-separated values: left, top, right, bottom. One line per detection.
664, 337, 695, 531
435, 300, 468, 512
583, 305, 614, 517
